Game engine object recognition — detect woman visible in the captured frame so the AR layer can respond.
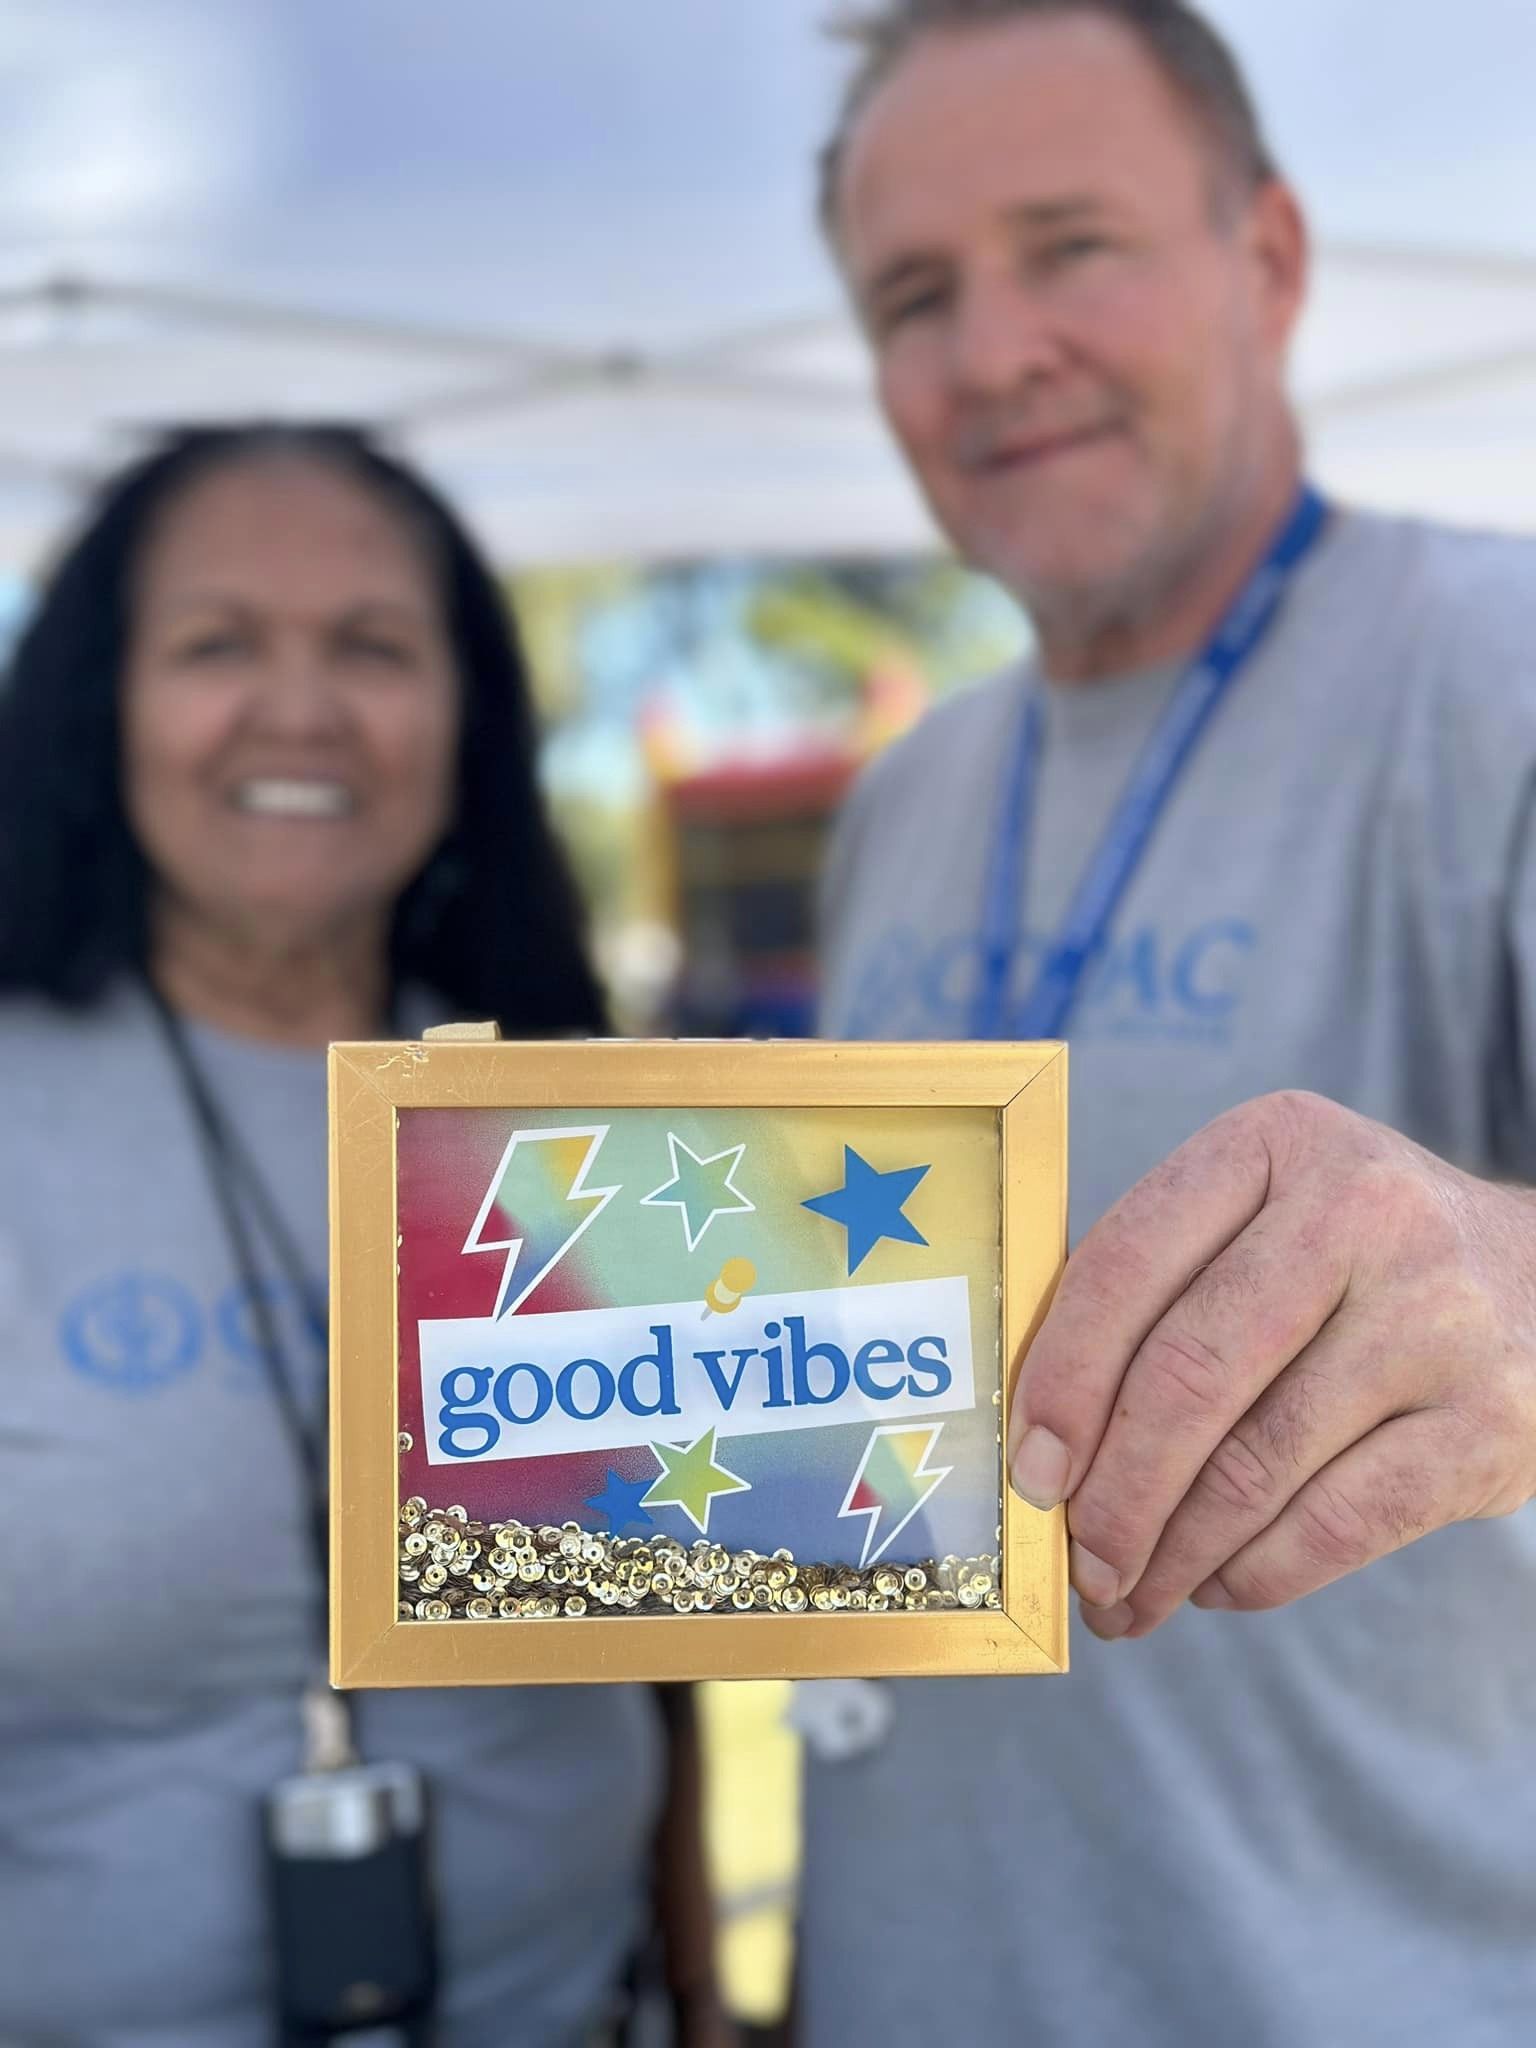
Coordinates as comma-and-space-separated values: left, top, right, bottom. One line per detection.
0, 426, 722, 2047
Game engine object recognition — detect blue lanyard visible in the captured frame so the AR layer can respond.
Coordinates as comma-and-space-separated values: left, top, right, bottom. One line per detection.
971, 482, 1330, 1041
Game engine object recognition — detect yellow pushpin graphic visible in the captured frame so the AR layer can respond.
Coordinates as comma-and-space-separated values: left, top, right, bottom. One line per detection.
702, 1257, 757, 1318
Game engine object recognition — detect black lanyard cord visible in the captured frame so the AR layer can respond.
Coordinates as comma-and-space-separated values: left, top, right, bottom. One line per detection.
143, 979, 330, 1592
155, 998, 329, 1344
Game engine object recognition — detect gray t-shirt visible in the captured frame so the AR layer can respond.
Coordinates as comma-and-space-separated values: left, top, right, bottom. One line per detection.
0, 983, 662, 2048
810, 508, 1536, 2047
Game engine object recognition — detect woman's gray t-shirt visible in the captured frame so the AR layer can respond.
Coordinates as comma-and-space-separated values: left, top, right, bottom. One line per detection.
0, 984, 662, 2048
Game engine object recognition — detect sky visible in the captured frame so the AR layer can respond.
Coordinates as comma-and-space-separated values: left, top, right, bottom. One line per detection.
5, 1, 1536, 569
4, 0, 1536, 344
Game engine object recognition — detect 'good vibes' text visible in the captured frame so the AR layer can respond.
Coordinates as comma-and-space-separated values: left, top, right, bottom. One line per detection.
417, 1276, 976, 1464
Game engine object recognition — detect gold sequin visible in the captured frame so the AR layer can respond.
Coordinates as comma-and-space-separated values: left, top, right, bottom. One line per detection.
397, 1504, 999, 1629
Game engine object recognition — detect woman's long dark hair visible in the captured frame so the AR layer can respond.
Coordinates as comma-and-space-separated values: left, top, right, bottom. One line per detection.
0, 424, 606, 1034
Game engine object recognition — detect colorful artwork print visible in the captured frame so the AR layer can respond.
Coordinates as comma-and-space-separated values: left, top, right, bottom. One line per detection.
396, 1104, 1003, 1622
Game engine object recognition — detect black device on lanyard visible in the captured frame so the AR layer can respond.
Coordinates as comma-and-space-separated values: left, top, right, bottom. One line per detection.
145, 980, 440, 2048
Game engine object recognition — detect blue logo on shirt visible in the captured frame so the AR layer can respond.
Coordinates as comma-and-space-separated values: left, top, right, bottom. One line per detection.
842, 917, 1258, 1045
60, 1272, 326, 1397
60, 1272, 204, 1391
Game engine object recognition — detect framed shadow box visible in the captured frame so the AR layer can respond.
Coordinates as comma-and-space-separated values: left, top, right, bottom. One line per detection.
329, 1037, 1068, 1687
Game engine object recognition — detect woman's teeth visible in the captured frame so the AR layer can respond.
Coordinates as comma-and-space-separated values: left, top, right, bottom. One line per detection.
235, 779, 354, 819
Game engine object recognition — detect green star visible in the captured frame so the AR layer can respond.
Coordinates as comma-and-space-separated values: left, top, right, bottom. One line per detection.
640, 1132, 755, 1252
642, 1429, 751, 1535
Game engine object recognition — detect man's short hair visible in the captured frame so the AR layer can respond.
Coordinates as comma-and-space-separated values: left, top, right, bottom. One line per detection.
819, 0, 1280, 235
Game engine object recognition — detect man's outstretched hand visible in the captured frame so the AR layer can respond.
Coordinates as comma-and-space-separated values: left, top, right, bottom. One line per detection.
1007, 1092, 1536, 1639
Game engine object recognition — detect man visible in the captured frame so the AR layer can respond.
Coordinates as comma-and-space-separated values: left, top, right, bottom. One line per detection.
806, 2, 1536, 2042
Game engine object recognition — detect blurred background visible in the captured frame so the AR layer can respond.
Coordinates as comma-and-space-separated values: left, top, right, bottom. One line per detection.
6, 0, 1536, 2029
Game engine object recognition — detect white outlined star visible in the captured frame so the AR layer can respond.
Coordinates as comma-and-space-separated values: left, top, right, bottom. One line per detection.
640, 1132, 755, 1253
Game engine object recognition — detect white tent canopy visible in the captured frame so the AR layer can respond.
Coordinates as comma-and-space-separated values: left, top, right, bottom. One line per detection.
5, 0, 1536, 568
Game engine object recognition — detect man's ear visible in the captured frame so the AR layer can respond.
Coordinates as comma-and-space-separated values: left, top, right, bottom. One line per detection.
1244, 178, 1309, 355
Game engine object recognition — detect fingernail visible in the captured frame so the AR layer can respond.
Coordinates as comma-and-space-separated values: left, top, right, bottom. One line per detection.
1191, 1577, 1235, 1611
1081, 1599, 1134, 1642
1010, 1426, 1070, 1510
1069, 1541, 1122, 1610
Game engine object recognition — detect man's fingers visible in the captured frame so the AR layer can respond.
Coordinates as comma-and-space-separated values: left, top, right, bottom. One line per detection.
1112, 1316, 1417, 1632
1187, 1410, 1490, 1615
1059, 1193, 1351, 1609
1009, 1098, 1289, 1505
1020, 1099, 1536, 1640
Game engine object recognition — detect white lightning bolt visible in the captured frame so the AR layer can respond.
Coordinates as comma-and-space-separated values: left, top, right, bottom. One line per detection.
462, 1126, 619, 1319
837, 1423, 952, 1568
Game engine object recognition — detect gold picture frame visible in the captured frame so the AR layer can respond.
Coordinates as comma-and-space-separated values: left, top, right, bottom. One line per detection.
329, 1037, 1068, 1686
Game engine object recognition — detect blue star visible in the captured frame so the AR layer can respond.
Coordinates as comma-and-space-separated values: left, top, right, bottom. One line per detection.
585, 1467, 656, 1534
802, 1147, 931, 1275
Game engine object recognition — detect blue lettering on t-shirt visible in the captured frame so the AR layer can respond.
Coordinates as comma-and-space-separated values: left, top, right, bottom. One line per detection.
1171, 920, 1257, 1019
843, 917, 1258, 1045
1083, 928, 1160, 1014
61, 1272, 328, 1397
215, 1275, 327, 1394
